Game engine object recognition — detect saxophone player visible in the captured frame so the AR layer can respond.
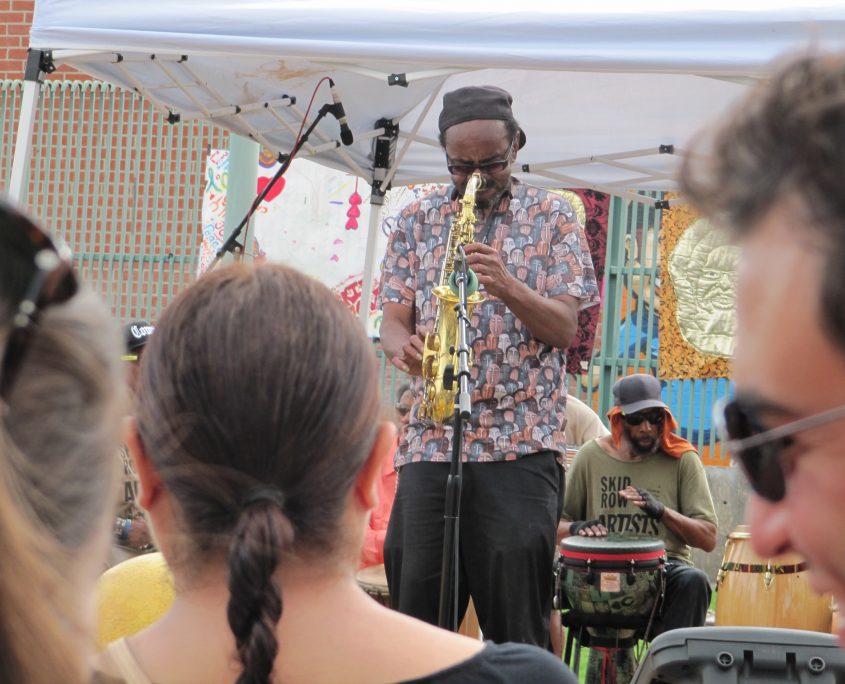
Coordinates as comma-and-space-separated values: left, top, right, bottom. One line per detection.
377, 85, 601, 648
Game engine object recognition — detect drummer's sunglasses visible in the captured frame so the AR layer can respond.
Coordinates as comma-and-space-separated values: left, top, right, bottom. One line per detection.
0, 205, 77, 398
714, 395, 845, 502
623, 409, 665, 426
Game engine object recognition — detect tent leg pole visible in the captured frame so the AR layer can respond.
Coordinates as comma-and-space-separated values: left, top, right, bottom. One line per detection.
221, 134, 260, 263
9, 50, 53, 206
359, 190, 384, 332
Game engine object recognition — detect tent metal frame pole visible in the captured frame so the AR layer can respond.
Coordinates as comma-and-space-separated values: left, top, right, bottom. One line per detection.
359, 118, 398, 330
359, 192, 383, 330
9, 50, 54, 205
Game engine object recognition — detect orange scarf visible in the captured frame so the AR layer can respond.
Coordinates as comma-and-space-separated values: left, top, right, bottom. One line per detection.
607, 406, 696, 459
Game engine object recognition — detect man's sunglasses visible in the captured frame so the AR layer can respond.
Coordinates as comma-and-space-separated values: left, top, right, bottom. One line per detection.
623, 409, 666, 426
446, 137, 515, 177
714, 396, 845, 502
0, 206, 77, 398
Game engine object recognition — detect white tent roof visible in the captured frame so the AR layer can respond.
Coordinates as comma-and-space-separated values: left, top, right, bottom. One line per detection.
27, 1, 845, 204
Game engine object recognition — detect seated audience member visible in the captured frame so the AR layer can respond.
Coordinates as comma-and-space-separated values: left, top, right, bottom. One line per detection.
360, 382, 411, 570
93, 263, 576, 684
561, 373, 717, 635
563, 393, 609, 464
0, 202, 124, 684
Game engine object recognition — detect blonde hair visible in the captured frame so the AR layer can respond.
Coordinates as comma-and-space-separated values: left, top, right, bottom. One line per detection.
1, 228, 124, 683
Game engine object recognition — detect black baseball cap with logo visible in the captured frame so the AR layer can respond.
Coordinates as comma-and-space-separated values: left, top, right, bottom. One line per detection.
122, 320, 154, 361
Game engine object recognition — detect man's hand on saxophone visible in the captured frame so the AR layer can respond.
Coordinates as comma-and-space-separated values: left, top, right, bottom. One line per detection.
380, 301, 428, 376
464, 242, 514, 300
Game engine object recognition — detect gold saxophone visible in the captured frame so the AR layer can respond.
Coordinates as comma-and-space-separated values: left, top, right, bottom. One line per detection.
418, 172, 486, 423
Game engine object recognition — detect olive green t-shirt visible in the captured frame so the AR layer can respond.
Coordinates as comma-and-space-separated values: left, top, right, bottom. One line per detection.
562, 439, 717, 564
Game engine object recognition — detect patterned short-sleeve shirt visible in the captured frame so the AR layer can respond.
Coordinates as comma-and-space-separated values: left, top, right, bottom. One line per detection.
378, 179, 600, 467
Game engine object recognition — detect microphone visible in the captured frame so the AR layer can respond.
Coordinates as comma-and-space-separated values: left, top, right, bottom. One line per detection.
328, 79, 354, 146
450, 244, 479, 296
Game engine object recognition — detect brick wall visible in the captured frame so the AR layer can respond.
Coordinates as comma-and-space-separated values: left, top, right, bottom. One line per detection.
0, 1, 222, 325
0, 0, 84, 79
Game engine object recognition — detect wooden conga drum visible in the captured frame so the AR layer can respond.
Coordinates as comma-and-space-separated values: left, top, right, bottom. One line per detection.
356, 564, 392, 607
715, 524, 831, 632
356, 564, 480, 638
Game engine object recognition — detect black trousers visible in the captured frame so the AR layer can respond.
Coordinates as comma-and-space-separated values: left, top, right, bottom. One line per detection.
384, 451, 564, 648
653, 562, 712, 635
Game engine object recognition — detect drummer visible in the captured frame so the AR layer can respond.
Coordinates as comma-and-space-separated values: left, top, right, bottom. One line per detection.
560, 373, 718, 635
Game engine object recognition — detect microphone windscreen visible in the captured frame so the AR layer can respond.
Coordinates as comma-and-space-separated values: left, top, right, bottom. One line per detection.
449, 269, 479, 297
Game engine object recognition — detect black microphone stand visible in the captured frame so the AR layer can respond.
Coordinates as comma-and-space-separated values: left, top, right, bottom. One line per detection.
207, 102, 341, 271
438, 244, 475, 631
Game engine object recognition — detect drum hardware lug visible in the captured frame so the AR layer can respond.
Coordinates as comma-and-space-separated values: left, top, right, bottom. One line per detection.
764, 561, 774, 590
715, 565, 726, 589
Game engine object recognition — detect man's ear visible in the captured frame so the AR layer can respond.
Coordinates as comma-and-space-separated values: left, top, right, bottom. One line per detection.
355, 421, 397, 511
125, 417, 163, 511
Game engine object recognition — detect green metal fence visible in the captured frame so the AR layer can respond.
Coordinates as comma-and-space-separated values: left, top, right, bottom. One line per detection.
1, 78, 229, 322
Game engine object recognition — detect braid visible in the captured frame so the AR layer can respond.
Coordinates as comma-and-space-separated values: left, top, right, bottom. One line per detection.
226, 497, 294, 684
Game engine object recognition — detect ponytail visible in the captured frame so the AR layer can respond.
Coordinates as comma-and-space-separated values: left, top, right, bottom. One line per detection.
227, 490, 294, 684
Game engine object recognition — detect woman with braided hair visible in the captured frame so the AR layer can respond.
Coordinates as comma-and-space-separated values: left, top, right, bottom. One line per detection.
93, 262, 574, 684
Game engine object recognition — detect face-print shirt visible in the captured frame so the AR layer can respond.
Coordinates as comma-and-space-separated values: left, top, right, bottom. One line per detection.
377, 179, 601, 467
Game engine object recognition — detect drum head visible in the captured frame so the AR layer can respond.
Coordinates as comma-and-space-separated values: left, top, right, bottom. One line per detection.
561, 534, 665, 557
356, 564, 389, 591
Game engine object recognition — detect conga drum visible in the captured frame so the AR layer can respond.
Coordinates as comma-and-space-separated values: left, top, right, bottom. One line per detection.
356, 564, 392, 607
559, 536, 666, 684
715, 524, 832, 632
356, 564, 481, 638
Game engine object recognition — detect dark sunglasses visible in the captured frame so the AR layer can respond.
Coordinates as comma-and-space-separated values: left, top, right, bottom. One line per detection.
395, 404, 411, 417
623, 409, 665, 426
0, 207, 77, 398
714, 396, 845, 502
446, 137, 515, 177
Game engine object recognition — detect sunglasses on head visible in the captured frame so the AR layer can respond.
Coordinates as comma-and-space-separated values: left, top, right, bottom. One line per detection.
623, 409, 665, 426
0, 206, 77, 398
446, 137, 515, 177
714, 396, 845, 502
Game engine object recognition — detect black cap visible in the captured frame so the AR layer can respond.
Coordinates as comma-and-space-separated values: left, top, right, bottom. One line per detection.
612, 374, 668, 415
438, 85, 526, 149
123, 320, 154, 356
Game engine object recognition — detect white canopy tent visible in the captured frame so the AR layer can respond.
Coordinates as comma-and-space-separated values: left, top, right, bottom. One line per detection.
14, 1, 845, 323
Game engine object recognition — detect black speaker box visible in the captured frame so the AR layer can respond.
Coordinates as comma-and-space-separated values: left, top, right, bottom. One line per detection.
632, 626, 845, 683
